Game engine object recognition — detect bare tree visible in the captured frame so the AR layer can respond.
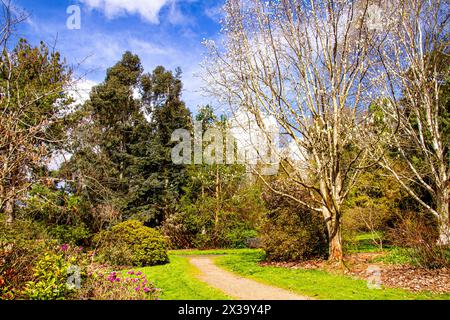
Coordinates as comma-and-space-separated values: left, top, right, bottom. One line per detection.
370, 0, 449, 244
203, 0, 387, 261
0, 1, 73, 223
1, 0, 28, 49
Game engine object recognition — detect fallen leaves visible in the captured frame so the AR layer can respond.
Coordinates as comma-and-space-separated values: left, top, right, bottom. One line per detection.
260, 253, 450, 294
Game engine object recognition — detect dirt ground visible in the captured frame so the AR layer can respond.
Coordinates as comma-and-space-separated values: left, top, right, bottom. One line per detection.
188, 256, 312, 300
260, 253, 450, 294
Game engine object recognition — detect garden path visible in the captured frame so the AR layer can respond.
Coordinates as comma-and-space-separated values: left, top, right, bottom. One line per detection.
188, 256, 312, 300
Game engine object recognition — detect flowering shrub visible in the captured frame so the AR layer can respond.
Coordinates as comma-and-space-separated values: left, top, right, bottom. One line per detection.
77, 270, 160, 300
94, 220, 169, 267
22, 243, 89, 300
23, 252, 71, 300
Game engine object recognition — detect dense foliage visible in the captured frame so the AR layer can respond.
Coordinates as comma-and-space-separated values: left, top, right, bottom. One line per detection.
261, 181, 328, 262
94, 220, 169, 267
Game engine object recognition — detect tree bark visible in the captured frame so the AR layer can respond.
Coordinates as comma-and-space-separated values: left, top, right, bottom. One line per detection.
437, 190, 449, 245
324, 207, 344, 262
328, 226, 343, 262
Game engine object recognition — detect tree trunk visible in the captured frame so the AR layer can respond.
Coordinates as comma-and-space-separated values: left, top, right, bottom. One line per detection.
324, 207, 344, 262
214, 165, 220, 245
437, 190, 449, 245
5, 197, 15, 224
328, 223, 343, 261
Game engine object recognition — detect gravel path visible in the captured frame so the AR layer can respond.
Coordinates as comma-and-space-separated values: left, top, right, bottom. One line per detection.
188, 256, 312, 300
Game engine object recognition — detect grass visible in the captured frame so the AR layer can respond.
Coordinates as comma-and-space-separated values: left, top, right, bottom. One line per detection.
139, 248, 449, 300
373, 247, 415, 265
344, 232, 387, 253
138, 255, 231, 300
213, 250, 450, 300
169, 248, 258, 256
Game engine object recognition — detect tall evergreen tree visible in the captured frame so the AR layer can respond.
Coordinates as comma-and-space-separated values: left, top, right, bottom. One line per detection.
63, 52, 148, 214
137, 66, 192, 225
64, 56, 192, 227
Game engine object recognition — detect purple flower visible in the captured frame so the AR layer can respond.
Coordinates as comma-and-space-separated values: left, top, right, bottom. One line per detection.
115, 278, 121, 282
144, 287, 151, 293
135, 286, 141, 292
127, 271, 135, 275
60, 244, 69, 252
136, 271, 142, 276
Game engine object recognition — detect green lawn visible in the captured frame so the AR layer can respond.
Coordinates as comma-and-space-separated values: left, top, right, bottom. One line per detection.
138, 255, 231, 300
140, 249, 449, 300
212, 250, 450, 300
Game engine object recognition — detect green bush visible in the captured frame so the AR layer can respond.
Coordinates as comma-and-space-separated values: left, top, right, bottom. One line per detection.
0, 217, 54, 299
163, 185, 264, 249
23, 252, 71, 300
220, 225, 258, 249
48, 224, 91, 245
261, 182, 328, 262
94, 220, 169, 267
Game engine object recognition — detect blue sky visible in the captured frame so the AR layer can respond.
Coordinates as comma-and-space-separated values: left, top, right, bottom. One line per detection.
11, 0, 225, 112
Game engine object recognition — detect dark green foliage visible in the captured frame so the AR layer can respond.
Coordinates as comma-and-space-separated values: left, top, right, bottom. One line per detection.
20, 183, 93, 244
94, 220, 169, 267
164, 184, 263, 249
162, 107, 264, 249
48, 225, 90, 245
261, 183, 328, 262
64, 53, 192, 227
133, 66, 192, 224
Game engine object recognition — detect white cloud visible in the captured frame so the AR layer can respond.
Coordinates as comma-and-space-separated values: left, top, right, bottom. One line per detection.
80, 0, 172, 23
204, 4, 223, 23
68, 78, 97, 105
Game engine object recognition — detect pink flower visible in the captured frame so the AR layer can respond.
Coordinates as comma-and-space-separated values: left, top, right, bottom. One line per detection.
60, 244, 69, 252
136, 271, 142, 276
135, 286, 140, 292
144, 287, 151, 293
127, 271, 135, 275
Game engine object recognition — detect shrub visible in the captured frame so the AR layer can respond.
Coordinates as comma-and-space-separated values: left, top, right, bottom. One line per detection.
94, 220, 169, 267
23, 252, 71, 300
221, 227, 258, 249
77, 270, 160, 300
48, 224, 91, 245
261, 182, 328, 262
163, 185, 264, 249
386, 212, 449, 269
0, 217, 54, 299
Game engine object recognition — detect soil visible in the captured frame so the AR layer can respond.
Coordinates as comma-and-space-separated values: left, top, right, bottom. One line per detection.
260, 253, 450, 294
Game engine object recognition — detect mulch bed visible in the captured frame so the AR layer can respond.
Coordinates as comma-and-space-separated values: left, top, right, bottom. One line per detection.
260, 253, 450, 294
